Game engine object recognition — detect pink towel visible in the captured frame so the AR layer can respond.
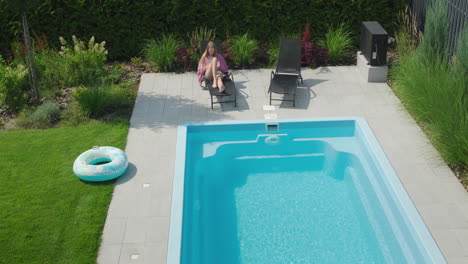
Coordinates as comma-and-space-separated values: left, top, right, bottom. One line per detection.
197, 53, 229, 87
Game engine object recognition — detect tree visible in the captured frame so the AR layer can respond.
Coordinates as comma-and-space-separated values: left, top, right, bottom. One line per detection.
2, 0, 41, 103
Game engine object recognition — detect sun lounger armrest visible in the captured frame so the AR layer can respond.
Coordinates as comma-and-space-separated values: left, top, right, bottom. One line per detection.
222, 72, 234, 83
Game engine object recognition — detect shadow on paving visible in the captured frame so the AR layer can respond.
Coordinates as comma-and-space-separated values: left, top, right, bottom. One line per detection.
276, 78, 328, 109
317, 66, 332, 74
116, 162, 137, 185
221, 80, 249, 112
129, 93, 231, 131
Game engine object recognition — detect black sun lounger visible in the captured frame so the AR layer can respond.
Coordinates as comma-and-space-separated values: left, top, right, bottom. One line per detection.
268, 72, 299, 107
204, 73, 237, 109
275, 38, 303, 84
268, 38, 302, 107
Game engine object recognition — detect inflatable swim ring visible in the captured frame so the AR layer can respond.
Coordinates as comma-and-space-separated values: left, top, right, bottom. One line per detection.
73, 146, 128, 181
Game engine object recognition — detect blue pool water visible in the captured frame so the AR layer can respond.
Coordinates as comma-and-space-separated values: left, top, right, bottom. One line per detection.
168, 118, 446, 264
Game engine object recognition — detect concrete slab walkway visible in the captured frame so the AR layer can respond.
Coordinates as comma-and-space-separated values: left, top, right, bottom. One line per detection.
98, 67, 468, 264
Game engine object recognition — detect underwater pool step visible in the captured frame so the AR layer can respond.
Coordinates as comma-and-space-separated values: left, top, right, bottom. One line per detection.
235, 153, 325, 160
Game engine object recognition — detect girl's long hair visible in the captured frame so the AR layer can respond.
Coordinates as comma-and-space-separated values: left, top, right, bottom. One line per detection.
199, 41, 216, 67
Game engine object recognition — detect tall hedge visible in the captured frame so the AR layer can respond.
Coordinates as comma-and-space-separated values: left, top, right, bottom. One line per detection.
0, 0, 407, 59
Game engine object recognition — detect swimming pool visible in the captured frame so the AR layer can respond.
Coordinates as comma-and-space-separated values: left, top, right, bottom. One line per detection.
168, 117, 446, 264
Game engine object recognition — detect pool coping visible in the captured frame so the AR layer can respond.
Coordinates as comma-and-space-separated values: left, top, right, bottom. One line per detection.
167, 117, 447, 264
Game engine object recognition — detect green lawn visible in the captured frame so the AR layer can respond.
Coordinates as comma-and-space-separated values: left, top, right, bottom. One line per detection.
0, 120, 129, 263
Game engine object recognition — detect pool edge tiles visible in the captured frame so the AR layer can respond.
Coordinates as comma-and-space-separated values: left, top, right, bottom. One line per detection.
167, 117, 447, 264
167, 124, 187, 264
354, 119, 446, 263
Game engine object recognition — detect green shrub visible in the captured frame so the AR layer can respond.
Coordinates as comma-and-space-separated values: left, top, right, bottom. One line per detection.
15, 108, 33, 128
30, 102, 60, 128
34, 50, 62, 91
395, 29, 416, 62
60, 102, 89, 127
106, 83, 136, 107
187, 26, 216, 45
0, 57, 29, 112
452, 23, 468, 78
73, 86, 107, 117
419, 0, 449, 62
392, 54, 467, 166
60, 35, 108, 86
318, 24, 353, 62
143, 35, 179, 72
99, 63, 125, 85
231, 34, 258, 67
186, 26, 217, 66
267, 47, 280, 66
395, 6, 421, 61
390, 0, 468, 167
35, 36, 108, 87
73, 83, 136, 117
131, 57, 143, 68
188, 26, 216, 50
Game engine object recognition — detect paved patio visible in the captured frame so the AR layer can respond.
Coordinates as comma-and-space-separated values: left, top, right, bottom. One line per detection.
97, 67, 468, 264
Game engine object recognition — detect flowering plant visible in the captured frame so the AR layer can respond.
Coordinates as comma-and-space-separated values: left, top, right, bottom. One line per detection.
54, 35, 108, 85
176, 40, 196, 71
301, 24, 329, 68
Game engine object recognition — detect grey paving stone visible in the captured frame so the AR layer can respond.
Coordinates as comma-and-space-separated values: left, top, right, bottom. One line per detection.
457, 202, 468, 225
139, 74, 154, 93
101, 218, 127, 245
142, 244, 167, 264
123, 218, 151, 244
97, 244, 122, 264
454, 229, 468, 256
432, 164, 459, 181
419, 203, 468, 229
404, 183, 441, 205
119, 243, 144, 264
447, 257, 468, 264
149, 193, 172, 217
145, 217, 170, 244
431, 229, 468, 258
107, 188, 152, 218
432, 182, 468, 203
393, 162, 438, 185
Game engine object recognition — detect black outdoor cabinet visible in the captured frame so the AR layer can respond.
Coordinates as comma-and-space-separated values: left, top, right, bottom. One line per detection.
360, 22, 388, 66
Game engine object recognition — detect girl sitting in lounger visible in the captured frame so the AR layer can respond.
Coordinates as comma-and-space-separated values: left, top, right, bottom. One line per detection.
197, 41, 229, 92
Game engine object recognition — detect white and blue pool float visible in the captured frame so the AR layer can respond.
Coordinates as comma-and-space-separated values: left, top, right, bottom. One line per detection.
73, 146, 128, 182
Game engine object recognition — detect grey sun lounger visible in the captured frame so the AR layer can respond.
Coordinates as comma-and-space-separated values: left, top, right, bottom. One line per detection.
200, 40, 237, 109
268, 38, 302, 107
